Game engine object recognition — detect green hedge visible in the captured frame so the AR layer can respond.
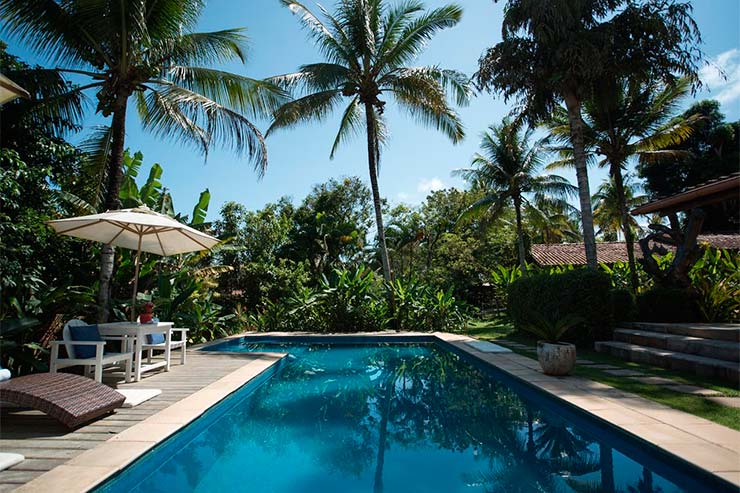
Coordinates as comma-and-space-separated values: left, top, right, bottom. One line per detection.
508, 269, 614, 345
610, 288, 636, 323
636, 287, 700, 323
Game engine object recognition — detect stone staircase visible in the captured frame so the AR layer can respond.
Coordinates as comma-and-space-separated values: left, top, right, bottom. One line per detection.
595, 322, 740, 384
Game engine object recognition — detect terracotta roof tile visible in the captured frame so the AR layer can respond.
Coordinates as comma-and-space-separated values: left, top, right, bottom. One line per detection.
530, 235, 740, 266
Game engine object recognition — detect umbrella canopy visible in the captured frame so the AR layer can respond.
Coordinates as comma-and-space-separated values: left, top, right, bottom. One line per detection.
0, 73, 31, 104
46, 206, 219, 255
46, 206, 219, 320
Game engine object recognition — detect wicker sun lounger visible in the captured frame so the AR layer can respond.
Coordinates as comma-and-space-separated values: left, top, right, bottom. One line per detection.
0, 372, 125, 428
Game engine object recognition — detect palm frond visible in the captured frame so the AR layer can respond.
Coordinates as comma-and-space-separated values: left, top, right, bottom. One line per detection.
267, 89, 343, 135
381, 4, 463, 68
167, 66, 289, 118
389, 72, 464, 143
330, 97, 363, 158
140, 83, 268, 175
151, 28, 249, 66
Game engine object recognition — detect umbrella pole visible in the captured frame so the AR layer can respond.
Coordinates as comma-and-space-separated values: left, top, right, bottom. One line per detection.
131, 235, 143, 322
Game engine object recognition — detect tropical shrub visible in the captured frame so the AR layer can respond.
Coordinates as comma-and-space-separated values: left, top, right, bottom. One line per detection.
520, 312, 584, 343
508, 269, 613, 345
601, 261, 652, 293
489, 264, 524, 310
252, 268, 469, 333
389, 279, 470, 332
689, 248, 740, 323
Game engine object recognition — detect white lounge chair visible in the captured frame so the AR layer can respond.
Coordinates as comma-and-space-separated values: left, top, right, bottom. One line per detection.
50, 319, 133, 383
141, 328, 188, 365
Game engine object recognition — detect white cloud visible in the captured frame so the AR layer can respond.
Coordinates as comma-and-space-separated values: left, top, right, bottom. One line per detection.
699, 48, 740, 105
417, 177, 446, 194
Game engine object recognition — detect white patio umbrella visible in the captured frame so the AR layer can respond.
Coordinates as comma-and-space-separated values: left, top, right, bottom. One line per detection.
46, 206, 219, 320
0, 73, 31, 104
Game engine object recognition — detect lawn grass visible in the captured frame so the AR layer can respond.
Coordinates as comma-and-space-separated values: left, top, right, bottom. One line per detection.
464, 318, 740, 431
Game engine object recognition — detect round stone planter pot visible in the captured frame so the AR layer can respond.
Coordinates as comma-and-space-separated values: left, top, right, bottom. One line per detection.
536, 341, 576, 376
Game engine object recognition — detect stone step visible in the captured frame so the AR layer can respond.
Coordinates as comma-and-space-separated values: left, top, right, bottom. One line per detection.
614, 329, 740, 362
621, 322, 740, 342
594, 341, 740, 383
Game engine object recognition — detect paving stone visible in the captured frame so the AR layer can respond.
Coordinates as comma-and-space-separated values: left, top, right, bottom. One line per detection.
603, 369, 645, 377
667, 384, 723, 397
629, 376, 678, 385
576, 359, 596, 365
589, 364, 619, 370
706, 397, 740, 408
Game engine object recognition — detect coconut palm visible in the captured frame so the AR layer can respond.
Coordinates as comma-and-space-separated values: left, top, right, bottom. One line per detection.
547, 78, 697, 289
267, 0, 471, 282
474, 0, 703, 268
0, 0, 287, 320
524, 196, 582, 245
592, 175, 648, 241
456, 118, 576, 269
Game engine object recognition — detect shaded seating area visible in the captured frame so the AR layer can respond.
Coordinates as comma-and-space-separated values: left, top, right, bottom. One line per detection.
0, 372, 125, 428
143, 327, 189, 365
50, 319, 133, 383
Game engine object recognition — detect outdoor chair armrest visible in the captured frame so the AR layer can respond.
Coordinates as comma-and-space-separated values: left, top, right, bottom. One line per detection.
50, 340, 106, 346
171, 328, 189, 333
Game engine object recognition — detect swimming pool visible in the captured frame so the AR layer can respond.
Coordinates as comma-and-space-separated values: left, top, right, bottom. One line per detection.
94, 338, 733, 492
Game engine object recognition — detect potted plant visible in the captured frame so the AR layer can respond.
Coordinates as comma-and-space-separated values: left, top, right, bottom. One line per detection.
139, 301, 155, 324
522, 311, 582, 376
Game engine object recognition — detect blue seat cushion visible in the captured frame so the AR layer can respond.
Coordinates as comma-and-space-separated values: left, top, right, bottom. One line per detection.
69, 324, 103, 359
146, 333, 166, 344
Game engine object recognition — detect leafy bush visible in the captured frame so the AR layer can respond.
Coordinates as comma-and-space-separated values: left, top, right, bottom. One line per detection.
252, 268, 469, 333
636, 287, 700, 323
389, 279, 470, 332
508, 269, 613, 345
489, 264, 523, 310
600, 261, 653, 293
610, 288, 636, 323
520, 312, 584, 343
689, 248, 739, 323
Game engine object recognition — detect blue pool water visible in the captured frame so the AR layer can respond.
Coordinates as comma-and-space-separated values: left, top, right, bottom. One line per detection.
95, 340, 730, 493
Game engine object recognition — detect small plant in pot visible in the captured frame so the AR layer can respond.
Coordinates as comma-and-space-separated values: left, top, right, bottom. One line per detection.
522, 312, 582, 376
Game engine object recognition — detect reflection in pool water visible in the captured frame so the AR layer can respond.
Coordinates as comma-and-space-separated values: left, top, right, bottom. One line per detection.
97, 342, 689, 493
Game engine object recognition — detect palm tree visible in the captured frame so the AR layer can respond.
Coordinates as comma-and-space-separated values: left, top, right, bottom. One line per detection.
474, 0, 703, 268
0, 0, 287, 320
524, 196, 582, 245
456, 119, 576, 269
592, 175, 648, 242
267, 0, 471, 282
547, 78, 697, 289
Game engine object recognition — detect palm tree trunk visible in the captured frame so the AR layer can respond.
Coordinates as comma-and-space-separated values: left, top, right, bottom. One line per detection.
364, 103, 393, 283
373, 376, 394, 493
611, 165, 639, 291
599, 443, 615, 493
96, 101, 127, 322
513, 194, 527, 270
563, 93, 598, 268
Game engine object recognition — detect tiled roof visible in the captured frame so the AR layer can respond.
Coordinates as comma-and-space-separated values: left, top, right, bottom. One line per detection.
531, 235, 740, 266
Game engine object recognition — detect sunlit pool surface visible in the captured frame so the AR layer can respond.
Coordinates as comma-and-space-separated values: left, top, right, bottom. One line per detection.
95, 340, 728, 493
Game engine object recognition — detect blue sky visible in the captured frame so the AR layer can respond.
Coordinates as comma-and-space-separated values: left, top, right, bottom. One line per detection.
5, 0, 740, 218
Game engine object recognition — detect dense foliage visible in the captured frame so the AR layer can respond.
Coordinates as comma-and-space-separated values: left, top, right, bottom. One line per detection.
508, 269, 614, 345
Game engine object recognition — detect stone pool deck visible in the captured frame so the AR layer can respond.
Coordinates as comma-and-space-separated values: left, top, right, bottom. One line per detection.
1, 332, 738, 492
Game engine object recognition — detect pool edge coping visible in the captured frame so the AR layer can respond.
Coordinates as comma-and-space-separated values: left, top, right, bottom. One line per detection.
15, 332, 740, 492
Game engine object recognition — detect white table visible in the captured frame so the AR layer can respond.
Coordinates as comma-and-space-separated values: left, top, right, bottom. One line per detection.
98, 321, 174, 382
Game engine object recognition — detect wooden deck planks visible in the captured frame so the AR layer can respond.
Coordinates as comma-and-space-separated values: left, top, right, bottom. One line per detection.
0, 350, 264, 491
